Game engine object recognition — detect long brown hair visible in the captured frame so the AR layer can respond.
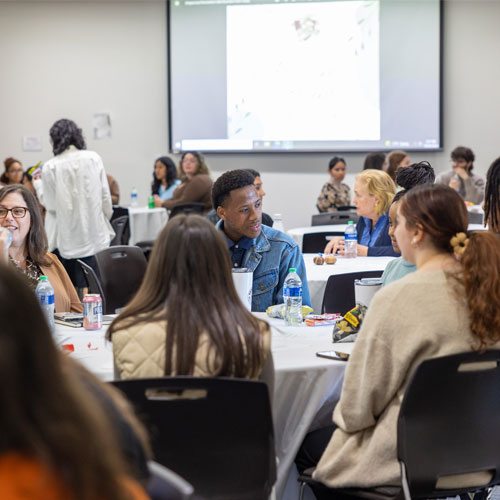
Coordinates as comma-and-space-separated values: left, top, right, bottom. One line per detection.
108, 215, 268, 378
0, 263, 133, 500
0, 184, 50, 266
400, 184, 500, 349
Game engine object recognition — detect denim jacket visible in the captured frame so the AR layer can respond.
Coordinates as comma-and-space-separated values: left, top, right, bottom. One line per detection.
216, 222, 311, 312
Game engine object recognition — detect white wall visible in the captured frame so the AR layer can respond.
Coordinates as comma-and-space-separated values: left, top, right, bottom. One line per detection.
1, 0, 500, 229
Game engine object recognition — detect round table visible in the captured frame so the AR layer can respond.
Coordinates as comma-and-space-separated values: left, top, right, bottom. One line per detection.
303, 253, 395, 313
54, 314, 352, 500
128, 206, 168, 245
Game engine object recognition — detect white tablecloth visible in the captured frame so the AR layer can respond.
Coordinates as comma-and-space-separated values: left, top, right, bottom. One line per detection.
289, 223, 488, 252
304, 254, 395, 313
128, 206, 168, 246
54, 314, 352, 500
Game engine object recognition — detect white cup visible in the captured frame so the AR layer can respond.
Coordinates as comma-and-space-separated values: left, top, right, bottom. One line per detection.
232, 268, 253, 311
354, 278, 382, 308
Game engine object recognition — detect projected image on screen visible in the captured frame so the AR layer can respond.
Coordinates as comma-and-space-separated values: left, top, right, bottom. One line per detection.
169, 0, 441, 153
226, 2, 380, 142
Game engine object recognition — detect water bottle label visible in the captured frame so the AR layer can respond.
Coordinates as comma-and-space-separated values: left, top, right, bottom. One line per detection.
39, 294, 55, 305
345, 234, 357, 241
284, 286, 302, 297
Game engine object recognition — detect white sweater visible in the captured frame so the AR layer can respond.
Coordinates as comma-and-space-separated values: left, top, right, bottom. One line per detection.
314, 269, 500, 488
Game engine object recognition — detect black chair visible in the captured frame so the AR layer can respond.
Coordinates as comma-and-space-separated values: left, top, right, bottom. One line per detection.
77, 259, 107, 313
299, 350, 500, 500
302, 232, 344, 253
110, 205, 129, 222
94, 245, 147, 314
110, 215, 130, 246
147, 461, 194, 500
135, 240, 155, 261
312, 211, 359, 226
112, 377, 276, 500
169, 202, 206, 219
321, 270, 383, 314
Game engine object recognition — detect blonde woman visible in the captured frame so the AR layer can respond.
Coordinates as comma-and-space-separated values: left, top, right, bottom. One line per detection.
324, 169, 397, 257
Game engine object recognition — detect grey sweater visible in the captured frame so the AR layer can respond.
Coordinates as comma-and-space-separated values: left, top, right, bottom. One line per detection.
436, 170, 485, 204
314, 269, 498, 488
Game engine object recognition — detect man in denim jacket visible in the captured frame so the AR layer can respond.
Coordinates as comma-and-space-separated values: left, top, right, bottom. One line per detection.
213, 170, 311, 312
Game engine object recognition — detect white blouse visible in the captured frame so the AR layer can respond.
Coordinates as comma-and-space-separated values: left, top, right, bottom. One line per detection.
35, 146, 114, 259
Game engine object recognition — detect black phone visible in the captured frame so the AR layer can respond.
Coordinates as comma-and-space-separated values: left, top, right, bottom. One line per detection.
316, 350, 350, 361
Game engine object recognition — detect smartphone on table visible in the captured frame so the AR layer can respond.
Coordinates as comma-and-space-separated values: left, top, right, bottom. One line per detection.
316, 350, 350, 361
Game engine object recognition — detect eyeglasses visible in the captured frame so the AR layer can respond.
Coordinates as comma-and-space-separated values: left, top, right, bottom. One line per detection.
0, 207, 29, 218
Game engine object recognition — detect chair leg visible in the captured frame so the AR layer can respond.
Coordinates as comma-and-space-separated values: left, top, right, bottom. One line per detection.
299, 480, 306, 500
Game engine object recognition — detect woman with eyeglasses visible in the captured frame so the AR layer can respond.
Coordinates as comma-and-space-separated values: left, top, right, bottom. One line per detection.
0, 184, 82, 312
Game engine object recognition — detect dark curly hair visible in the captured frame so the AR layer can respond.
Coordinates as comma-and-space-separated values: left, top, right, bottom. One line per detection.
212, 169, 255, 209
484, 156, 500, 232
50, 119, 86, 156
245, 168, 260, 179
451, 146, 475, 171
152, 156, 178, 195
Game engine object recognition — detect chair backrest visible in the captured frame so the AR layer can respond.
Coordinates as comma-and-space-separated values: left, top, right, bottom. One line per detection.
110, 215, 130, 246
312, 212, 359, 226
147, 461, 194, 500
110, 205, 129, 222
169, 202, 206, 219
468, 211, 484, 225
321, 270, 383, 314
94, 246, 147, 314
302, 231, 344, 253
398, 350, 500, 499
112, 377, 276, 500
76, 259, 107, 313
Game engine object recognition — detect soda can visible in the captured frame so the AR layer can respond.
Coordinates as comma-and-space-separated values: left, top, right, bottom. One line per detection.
83, 294, 103, 330
148, 195, 155, 209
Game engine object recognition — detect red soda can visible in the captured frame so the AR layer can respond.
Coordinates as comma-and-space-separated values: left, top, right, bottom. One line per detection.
83, 294, 103, 330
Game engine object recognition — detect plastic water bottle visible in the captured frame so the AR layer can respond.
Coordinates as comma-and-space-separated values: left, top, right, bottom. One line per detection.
35, 276, 55, 331
284, 268, 302, 326
344, 220, 357, 258
130, 187, 138, 207
273, 214, 285, 233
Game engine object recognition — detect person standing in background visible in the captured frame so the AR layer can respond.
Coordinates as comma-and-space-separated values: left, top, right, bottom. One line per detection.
107, 174, 120, 205
317, 157, 351, 212
436, 146, 485, 204
34, 119, 114, 289
151, 156, 181, 203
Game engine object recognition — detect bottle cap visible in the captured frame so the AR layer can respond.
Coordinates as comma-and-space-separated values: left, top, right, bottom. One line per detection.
289, 268, 297, 273
39, 276, 48, 281
348, 220, 354, 224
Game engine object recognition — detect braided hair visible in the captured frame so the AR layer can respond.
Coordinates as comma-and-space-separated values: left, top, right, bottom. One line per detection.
484, 157, 500, 232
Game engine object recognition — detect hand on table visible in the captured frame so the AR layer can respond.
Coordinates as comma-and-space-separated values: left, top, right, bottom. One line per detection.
323, 237, 343, 255
324, 237, 368, 256
153, 195, 163, 208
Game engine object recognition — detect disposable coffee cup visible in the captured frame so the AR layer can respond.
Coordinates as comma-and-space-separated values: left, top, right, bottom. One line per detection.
232, 268, 253, 311
354, 278, 382, 308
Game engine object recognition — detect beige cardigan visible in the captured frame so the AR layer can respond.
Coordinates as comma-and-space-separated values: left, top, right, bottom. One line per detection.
111, 318, 271, 380
314, 269, 500, 489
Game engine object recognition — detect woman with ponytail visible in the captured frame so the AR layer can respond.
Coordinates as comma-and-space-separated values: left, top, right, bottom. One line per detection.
297, 183, 500, 497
